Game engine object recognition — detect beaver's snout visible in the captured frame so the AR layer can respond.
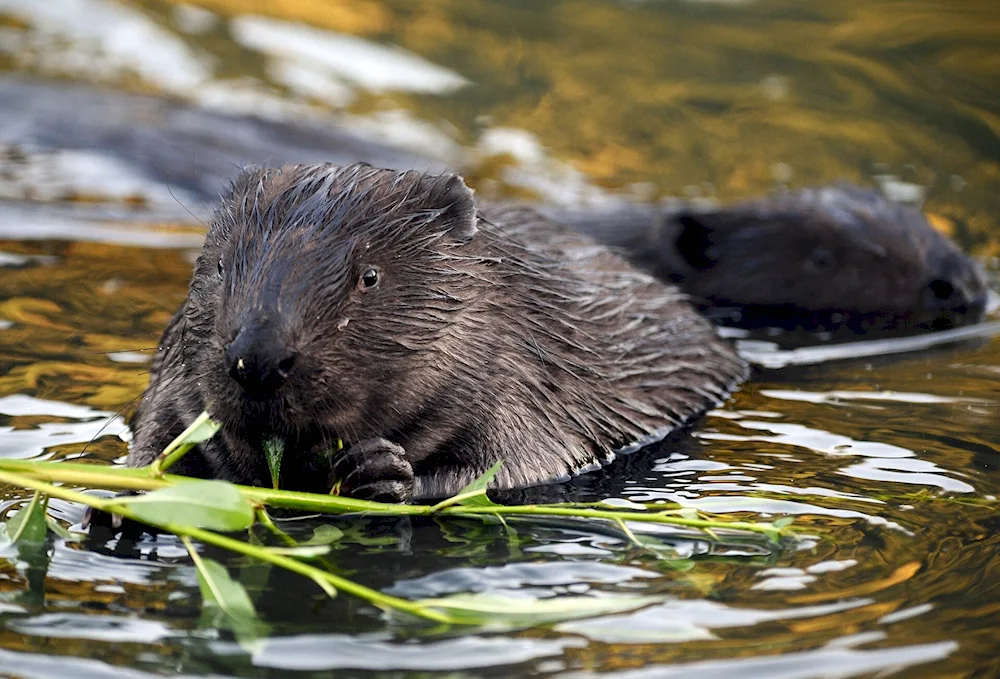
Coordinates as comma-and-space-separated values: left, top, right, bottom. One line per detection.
920, 250, 989, 328
922, 282, 989, 330
224, 319, 297, 396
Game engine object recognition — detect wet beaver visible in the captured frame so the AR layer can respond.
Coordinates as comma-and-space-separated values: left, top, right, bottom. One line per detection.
124, 163, 747, 502
549, 185, 989, 334
112, 163, 993, 507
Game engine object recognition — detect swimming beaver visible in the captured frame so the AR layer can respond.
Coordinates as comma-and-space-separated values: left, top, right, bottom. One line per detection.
123, 163, 747, 502
110, 163, 992, 507
548, 185, 989, 334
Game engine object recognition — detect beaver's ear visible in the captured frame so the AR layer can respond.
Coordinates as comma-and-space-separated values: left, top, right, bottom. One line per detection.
213, 165, 273, 233
671, 213, 719, 271
423, 173, 478, 242
222, 165, 270, 204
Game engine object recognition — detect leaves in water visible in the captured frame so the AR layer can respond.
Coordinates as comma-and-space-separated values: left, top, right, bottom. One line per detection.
303, 525, 344, 546
114, 480, 254, 532
264, 438, 284, 491
5, 492, 48, 546
772, 516, 795, 529
415, 592, 666, 628
191, 552, 268, 649
263, 544, 332, 558
336, 523, 400, 548
45, 518, 84, 543
195, 556, 258, 619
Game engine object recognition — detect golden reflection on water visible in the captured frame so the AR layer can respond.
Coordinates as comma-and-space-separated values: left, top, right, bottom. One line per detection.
0, 0, 998, 676
140, 0, 1000, 252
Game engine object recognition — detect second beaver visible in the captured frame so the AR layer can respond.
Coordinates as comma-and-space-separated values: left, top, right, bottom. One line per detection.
123, 163, 747, 502
549, 185, 989, 334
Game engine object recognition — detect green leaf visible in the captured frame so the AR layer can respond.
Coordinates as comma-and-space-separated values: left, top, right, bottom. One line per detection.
302, 525, 344, 546
458, 461, 503, 496
455, 461, 503, 507
416, 593, 665, 629
660, 507, 700, 520
772, 516, 795, 529
114, 480, 254, 532
264, 438, 284, 490
7, 492, 48, 545
192, 554, 268, 650
45, 518, 84, 543
195, 557, 257, 619
155, 411, 222, 472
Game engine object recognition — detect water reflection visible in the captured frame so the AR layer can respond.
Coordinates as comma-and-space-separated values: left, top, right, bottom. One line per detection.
251, 634, 585, 672
0, 0, 999, 676
0, 0, 212, 93
556, 597, 871, 643
0, 395, 123, 459
231, 15, 468, 95
597, 641, 958, 679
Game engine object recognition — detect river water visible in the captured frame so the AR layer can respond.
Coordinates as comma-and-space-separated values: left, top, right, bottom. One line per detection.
0, 1, 998, 677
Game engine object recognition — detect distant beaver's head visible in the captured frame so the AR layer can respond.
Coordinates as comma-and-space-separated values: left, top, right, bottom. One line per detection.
661, 185, 989, 333
184, 163, 479, 445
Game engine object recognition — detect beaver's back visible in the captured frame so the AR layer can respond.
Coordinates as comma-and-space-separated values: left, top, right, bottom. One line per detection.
454, 204, 747, 488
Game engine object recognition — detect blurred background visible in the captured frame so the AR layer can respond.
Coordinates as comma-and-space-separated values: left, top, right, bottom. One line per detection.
1, 0, 998, 250
1, 2, 1000, 678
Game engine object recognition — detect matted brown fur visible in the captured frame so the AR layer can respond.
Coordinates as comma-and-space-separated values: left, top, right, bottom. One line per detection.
126, 163, 747, 500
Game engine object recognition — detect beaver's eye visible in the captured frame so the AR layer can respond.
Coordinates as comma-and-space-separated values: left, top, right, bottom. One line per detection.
808, 247, 834, 270
359, 267, 379, 290
218, 258, 224, 278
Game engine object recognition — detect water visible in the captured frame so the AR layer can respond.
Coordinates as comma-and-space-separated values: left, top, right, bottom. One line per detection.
1, 0, 999, 676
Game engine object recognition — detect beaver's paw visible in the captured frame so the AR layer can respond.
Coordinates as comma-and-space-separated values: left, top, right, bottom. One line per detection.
332, 438, 414, 504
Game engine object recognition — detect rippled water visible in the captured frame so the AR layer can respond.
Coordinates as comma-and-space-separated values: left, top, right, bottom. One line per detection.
0, 0, 999, 677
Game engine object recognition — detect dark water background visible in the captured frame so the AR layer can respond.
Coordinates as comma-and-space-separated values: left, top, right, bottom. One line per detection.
0, 0, 999, 677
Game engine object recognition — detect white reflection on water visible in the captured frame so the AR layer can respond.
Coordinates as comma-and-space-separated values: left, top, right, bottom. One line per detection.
739, 320, 1000, 369
7, 613, 174, 643
557, 597, 870, 643
629, 493, 909, 532
251, 634, 584, 672
231, 15, 468, 95
476, 126, 616, 207
0, 148, 204, 210
702, 421, 913, 459
266, 57, 356, 108
582, 641, 957, 679
698, 419, 975, 493
0, 394, 110, 419
760, 389, 992, 406
0, 202, 205, 249
0, 0, 211, 93
390, 561, 661, 598
0, 394, 123, 459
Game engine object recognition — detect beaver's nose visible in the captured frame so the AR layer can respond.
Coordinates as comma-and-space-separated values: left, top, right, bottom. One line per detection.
923, 277, 986, 315
224, 322, 297, 395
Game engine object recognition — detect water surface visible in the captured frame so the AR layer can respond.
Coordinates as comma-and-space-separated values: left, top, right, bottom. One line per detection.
0, 0, 998, 677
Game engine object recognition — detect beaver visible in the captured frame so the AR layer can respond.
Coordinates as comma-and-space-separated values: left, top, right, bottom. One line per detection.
548, 185, 989, 334
121, 163, 747, 502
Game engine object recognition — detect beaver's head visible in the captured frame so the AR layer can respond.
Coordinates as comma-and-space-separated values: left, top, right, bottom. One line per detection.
185, 162, 479, 446
663, 184, 989, 333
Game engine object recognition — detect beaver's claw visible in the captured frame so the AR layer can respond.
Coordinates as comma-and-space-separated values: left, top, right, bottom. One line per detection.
332, 437, 414, 503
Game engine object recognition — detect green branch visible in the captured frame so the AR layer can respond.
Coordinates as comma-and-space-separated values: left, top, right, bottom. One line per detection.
0, 413, 801, 630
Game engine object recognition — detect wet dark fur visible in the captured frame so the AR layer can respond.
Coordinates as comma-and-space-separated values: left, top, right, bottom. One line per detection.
549, 185, 989, 334
127, 163, 747, 501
